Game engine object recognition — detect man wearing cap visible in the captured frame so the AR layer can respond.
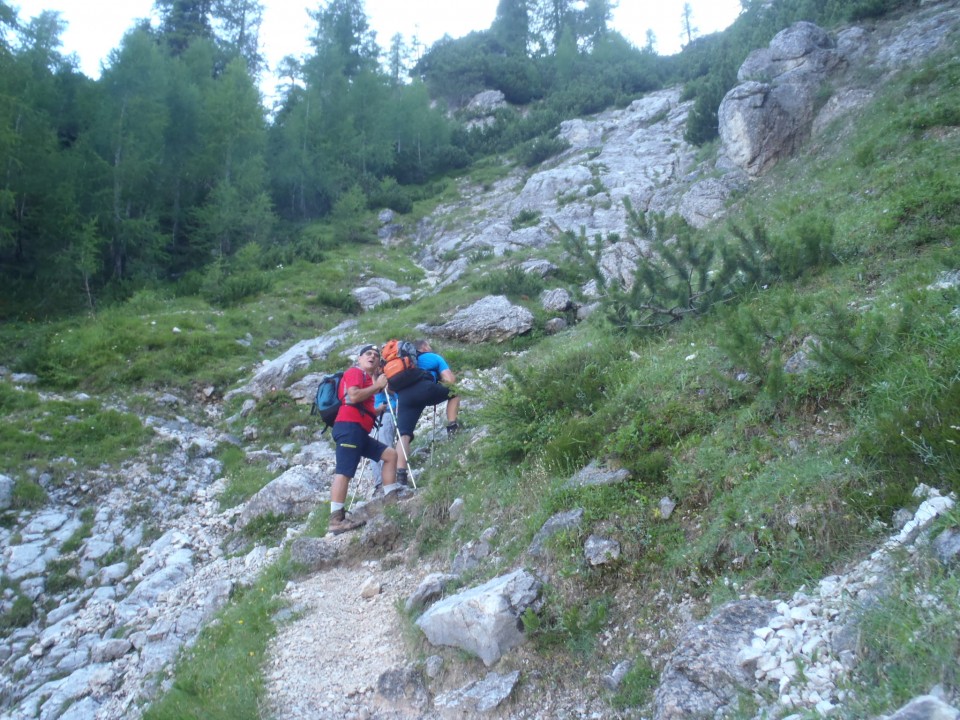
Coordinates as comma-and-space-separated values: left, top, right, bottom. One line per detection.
328, 344, 401, 535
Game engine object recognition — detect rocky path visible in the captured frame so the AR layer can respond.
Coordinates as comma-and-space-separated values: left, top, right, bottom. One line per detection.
265, 557, 428, 719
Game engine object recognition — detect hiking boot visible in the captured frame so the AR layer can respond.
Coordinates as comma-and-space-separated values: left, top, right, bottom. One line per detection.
446, 421, 460, 436
328, 508, 365, 535
396, 468, 410, 488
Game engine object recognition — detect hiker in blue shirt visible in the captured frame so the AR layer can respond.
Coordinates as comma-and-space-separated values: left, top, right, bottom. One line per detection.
370, 387, 398, 497
414, 339, 460, 434
392, 339, 460, 485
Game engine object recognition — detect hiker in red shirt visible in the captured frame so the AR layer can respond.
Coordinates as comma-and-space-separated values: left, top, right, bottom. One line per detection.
328, 345, 401, 534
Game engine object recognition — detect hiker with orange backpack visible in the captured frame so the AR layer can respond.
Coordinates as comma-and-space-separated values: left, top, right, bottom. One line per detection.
412, 339, 460, 435
380, 338, 459, 486
327, 344, 403, 535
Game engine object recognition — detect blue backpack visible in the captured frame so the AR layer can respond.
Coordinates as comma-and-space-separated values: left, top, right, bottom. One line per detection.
310, 371, 344, 432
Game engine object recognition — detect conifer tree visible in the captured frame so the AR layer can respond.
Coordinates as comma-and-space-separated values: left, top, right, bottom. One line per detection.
155, 0, 214, 56
493, 0, 529, 56
211, 0, 265, 74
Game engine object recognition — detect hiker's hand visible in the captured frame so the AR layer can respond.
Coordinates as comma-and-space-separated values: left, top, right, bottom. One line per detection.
374, 373, 388, 390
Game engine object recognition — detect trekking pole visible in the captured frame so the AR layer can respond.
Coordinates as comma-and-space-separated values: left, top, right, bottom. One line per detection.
384, 388, 418, 489
347, 455, 370, 512
431, 405, 437, 460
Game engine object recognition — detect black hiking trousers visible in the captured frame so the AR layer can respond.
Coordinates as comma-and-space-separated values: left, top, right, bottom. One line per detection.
395, 378, 453, 439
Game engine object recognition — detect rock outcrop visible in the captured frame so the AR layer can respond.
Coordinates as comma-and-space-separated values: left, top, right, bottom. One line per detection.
719, 22, 841, 177
416, 568, 542, 666
718, 2, 960, 178
423, 295, 534, 343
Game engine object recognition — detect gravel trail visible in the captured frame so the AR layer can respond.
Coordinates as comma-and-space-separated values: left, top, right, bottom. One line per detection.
265, 553, 428, 720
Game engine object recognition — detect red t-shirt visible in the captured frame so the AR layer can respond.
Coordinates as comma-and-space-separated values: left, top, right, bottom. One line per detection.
335, 367, 376, 432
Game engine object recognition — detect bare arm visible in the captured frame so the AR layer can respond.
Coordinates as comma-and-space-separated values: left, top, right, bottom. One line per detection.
439, 368, 456, 384
345, 373, 387, 404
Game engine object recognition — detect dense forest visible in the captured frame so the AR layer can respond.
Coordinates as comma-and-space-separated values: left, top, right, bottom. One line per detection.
0, 0, 913, 317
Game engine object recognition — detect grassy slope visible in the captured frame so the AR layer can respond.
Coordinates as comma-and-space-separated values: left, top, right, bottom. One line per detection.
2, 31, 959, 720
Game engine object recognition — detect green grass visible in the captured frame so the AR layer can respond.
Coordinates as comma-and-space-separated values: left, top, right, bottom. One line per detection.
511, 209, 542, 231
462, 156, 514, 192
241, 391, 307, 439
143, 556, 292, 720
522, 590, 611, 657
3, 26, 960, 720
60, 508, 95, 554
473, 265, 545, 300
5, 477, 47, 512
45, 557, 83, 594
0, 594, 35, 633
153, 42, 960, 718
843, 524, 960, 716
0, 385, 151, 480
217, 446, 275, 510
611, 657, 659, 711
0, 238, 428, 396
238, 512, 289, 545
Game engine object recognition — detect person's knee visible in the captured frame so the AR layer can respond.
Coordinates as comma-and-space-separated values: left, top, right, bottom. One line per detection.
382, 447, 398, 464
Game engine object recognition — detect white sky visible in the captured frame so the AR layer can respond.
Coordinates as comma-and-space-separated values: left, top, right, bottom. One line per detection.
12, 0, 742, 91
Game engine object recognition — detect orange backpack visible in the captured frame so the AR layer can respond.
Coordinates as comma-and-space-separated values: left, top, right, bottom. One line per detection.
380, 339, 423, 391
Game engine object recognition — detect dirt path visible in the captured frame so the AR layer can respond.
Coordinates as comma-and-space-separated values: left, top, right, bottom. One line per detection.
264, 548, 429, 719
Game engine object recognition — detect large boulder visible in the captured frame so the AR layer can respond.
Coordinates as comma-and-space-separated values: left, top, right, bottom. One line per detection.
719, 22, 841, 177
466, 89, 507, 114
598, 240, 646, 290
352, 278, 413, 311
512, 165, 594, 211
416, 568, 542, 666
540, 288, 573, 312
559, 118, 604, 150
736, 21, 839, 84
680, 177, 739, 229
654, 598, 777, 719
885, 695, 960, 720
405, 572, 458, 613
425, 295, 534, 344
238, 466, 326, 529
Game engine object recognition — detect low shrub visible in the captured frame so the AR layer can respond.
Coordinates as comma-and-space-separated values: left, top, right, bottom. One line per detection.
474, 266, 544, 298
510, 209, 541, 231
611, 657, 658, 710
523, 590, 610, 657
368, 177, 413, 214
0, 595, 34, 632
517, 135, 571, 167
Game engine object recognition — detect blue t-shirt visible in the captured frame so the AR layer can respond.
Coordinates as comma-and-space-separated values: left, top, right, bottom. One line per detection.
417, 352, 449, 382
374, 389, 398, 411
